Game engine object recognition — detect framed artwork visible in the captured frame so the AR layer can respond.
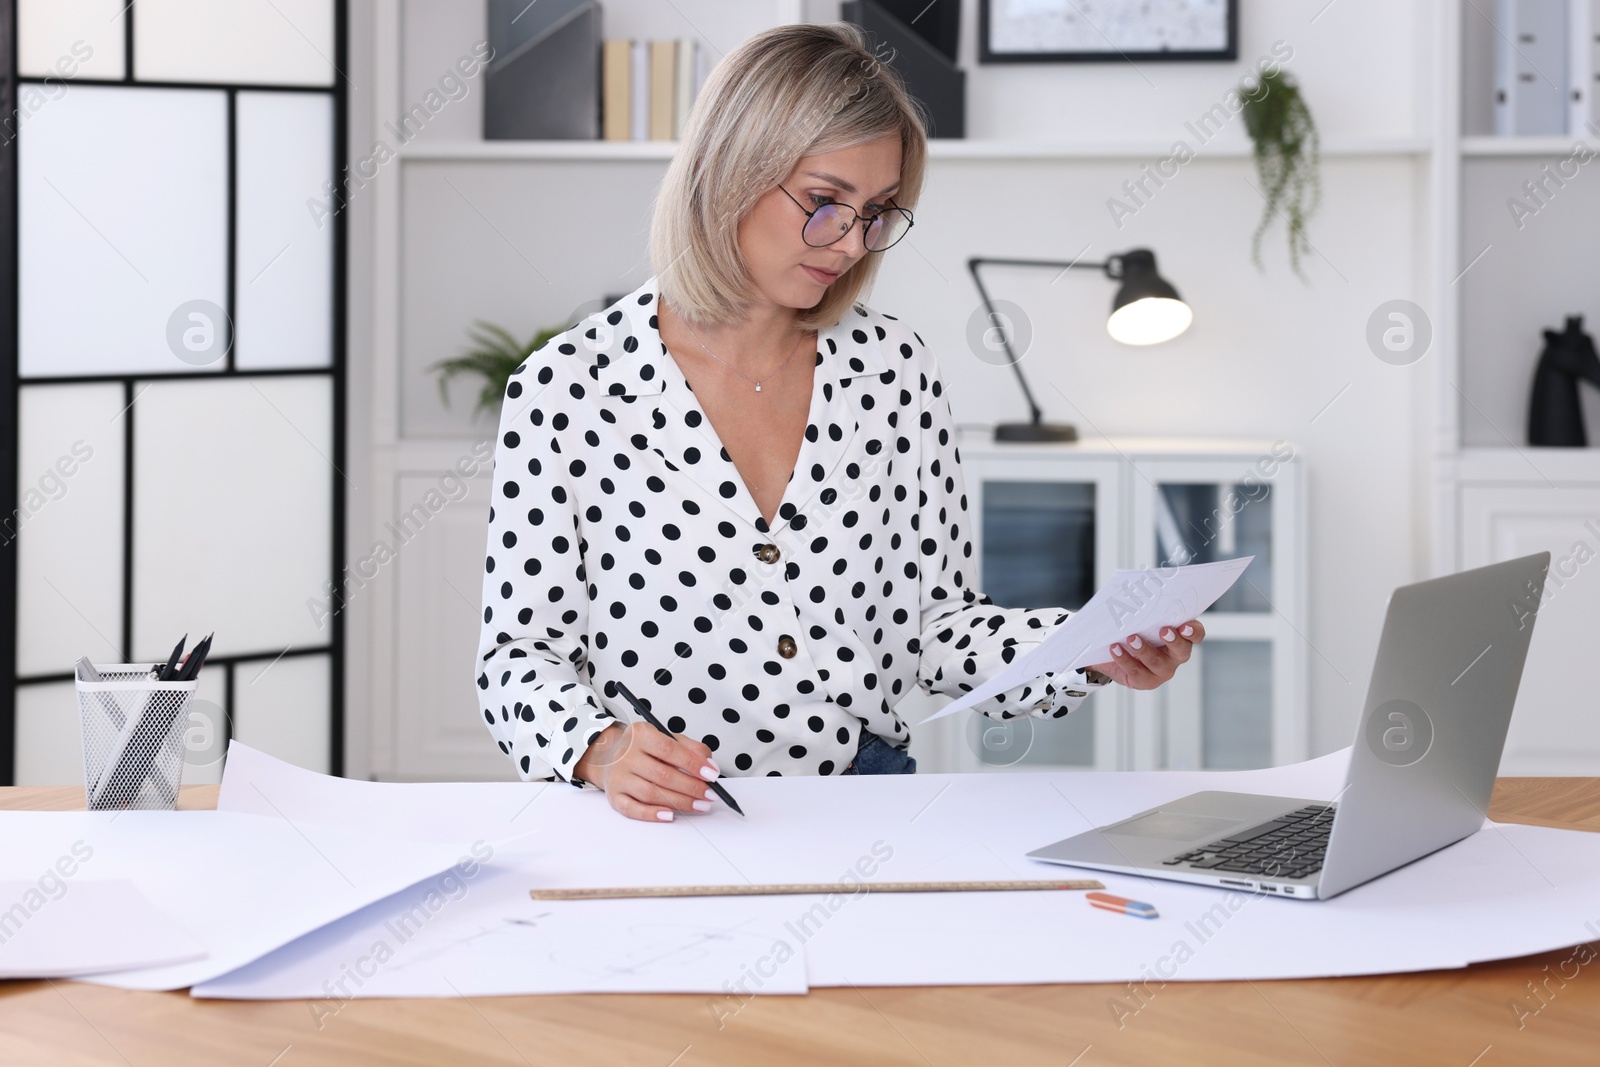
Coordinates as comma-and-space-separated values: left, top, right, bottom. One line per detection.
979, 0, 1238, 63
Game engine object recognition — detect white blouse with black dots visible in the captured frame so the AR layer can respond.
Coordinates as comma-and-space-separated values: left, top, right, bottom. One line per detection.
476, 274, 1108, 783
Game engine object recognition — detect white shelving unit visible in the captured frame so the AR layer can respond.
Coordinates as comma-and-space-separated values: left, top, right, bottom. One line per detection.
1430, 4, 1600, 775
1460, 135, 1600, 155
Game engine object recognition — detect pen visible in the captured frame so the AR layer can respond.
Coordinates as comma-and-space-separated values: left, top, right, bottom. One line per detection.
157, 634, 187, 681
612, 680, 744, 817
176, 632, 214, 682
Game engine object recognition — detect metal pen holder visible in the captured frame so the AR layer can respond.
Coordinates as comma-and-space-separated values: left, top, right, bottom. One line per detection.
76, 663, 196, 811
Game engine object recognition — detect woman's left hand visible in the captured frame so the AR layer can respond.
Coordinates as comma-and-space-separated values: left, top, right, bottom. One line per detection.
1085, 620, 1206, 690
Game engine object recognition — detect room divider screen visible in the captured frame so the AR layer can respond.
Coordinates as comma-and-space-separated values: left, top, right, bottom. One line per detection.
0, 0, 348, 784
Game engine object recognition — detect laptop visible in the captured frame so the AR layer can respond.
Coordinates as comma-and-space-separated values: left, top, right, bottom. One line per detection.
1026, 552, 1551, 900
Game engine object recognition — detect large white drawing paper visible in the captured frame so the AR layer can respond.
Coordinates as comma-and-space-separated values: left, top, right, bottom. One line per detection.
789, 765, 1600, 986
0, 879, 205, 979
920, 556, 1255, 723
797, 822, 1600, 987
193, 871, 807, 999
189, 744, 1600, 994
0, 809, 487, 991
198, 743, 806, 998
217, 740, 543, 845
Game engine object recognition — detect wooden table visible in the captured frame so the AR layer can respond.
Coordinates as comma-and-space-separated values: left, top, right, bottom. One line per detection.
2, 779, 1597, 1066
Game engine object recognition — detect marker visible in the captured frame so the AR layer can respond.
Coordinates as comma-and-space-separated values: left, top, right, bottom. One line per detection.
1087, 892, 1159, 919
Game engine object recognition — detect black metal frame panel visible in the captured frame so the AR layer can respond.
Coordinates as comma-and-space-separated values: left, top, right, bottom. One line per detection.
1, 0, 348, 783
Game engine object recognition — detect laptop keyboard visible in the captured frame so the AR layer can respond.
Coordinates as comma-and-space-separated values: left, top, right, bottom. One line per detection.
1161, 804, 1336, 880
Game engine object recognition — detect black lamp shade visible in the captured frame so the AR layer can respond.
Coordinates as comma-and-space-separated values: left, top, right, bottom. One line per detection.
1108, 250, 1192, 346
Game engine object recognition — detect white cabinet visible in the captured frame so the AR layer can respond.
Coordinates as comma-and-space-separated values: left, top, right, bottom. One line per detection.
932, 449, 1123, 774
374, 434, 1306, 781
912, 435, 1307, 775
1459, 477, 1600, 775
369, 443, 513, 781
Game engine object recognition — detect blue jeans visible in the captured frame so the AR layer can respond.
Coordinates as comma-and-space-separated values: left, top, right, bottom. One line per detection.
842, 730, 917, 775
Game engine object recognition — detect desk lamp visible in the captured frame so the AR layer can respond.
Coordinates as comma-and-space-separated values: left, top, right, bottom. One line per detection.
967, 251, 1192, 442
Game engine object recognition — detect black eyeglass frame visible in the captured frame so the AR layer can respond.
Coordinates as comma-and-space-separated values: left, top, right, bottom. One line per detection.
776, 183, 915, 252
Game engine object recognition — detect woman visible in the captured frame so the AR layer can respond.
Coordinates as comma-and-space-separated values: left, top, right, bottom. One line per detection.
476, 23, 1204, 821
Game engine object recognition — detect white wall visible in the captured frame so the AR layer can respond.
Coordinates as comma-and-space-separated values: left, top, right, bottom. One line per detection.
369, 0, 1434, 762
896, 154, 1423, 759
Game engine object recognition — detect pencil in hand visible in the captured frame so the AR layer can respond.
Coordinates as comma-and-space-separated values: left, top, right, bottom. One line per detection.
612, 681, 744, 816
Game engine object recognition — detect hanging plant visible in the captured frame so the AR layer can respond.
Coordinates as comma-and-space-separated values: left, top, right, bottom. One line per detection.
1241, 66, 1321, 279
430, 320, 565, 418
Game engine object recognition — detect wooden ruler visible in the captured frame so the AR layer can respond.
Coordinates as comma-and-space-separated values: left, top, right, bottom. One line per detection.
531, 878, 1104, 900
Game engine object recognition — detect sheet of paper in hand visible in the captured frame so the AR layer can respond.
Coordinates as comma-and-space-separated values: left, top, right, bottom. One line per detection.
919, 556, 1254, 724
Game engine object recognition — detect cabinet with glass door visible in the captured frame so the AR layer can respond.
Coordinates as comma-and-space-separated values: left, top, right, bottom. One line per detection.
909, 436, 1304, 774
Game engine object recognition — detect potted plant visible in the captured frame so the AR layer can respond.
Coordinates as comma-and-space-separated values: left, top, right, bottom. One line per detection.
1241, 66, 1321, 280
429, 320, 565, 418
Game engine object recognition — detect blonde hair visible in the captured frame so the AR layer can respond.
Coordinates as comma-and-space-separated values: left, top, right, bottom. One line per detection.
649, 22, 929, 332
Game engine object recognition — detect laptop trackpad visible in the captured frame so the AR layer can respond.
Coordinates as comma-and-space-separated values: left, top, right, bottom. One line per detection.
1110, 810, 1243, 842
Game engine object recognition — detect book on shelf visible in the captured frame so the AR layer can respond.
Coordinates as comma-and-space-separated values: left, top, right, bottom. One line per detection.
649, 40, 675, 140
674, 35, 695, 138
602, 37, 708, 142
630, 40, 647, 140
602, 39, 630, 141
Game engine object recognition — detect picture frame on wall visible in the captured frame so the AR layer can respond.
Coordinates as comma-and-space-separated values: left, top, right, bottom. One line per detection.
979, 0, 1238, 63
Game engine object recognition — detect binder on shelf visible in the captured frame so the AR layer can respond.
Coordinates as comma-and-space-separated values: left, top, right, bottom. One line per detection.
842, 0, 966, 138
1492, 0, 1568, 136
868, 0, 960, 63
483, 0, 600, 140
1572, 0, 1600, 136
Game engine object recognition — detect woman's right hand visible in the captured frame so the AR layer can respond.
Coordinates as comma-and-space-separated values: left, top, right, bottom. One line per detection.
573, 722, 721, 822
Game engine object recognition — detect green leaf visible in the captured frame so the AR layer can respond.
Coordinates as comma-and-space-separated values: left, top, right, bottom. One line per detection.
1240, 67, 1320, 282
429, 318, 566, 418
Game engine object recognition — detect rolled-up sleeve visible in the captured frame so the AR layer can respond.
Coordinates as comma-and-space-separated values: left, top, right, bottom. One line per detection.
912, 360, 1108, 721
477, 358, 617, 784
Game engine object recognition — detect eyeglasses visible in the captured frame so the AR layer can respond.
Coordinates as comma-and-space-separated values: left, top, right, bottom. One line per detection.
776, 183, 914, 252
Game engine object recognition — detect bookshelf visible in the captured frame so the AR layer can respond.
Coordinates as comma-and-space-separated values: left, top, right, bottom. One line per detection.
1442, 0, 1600, 460
1431, 3, 1600, 774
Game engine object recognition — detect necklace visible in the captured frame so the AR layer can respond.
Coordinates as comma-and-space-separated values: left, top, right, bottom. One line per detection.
680, 316, 808, 393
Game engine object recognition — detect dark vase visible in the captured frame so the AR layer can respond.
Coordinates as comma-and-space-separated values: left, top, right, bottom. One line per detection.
1527, 315, 1600, 447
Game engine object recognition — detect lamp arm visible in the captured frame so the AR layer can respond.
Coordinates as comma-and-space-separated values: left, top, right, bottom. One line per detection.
966, 256, 1116, 428
968, 256, 1116, 274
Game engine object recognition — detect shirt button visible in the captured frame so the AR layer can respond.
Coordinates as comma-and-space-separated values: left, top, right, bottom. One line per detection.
755, 543, 781, 564
777, 635, 797, 658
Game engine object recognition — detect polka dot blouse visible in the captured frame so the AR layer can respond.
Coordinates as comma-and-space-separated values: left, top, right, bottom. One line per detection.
476, 275, 1108, 784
